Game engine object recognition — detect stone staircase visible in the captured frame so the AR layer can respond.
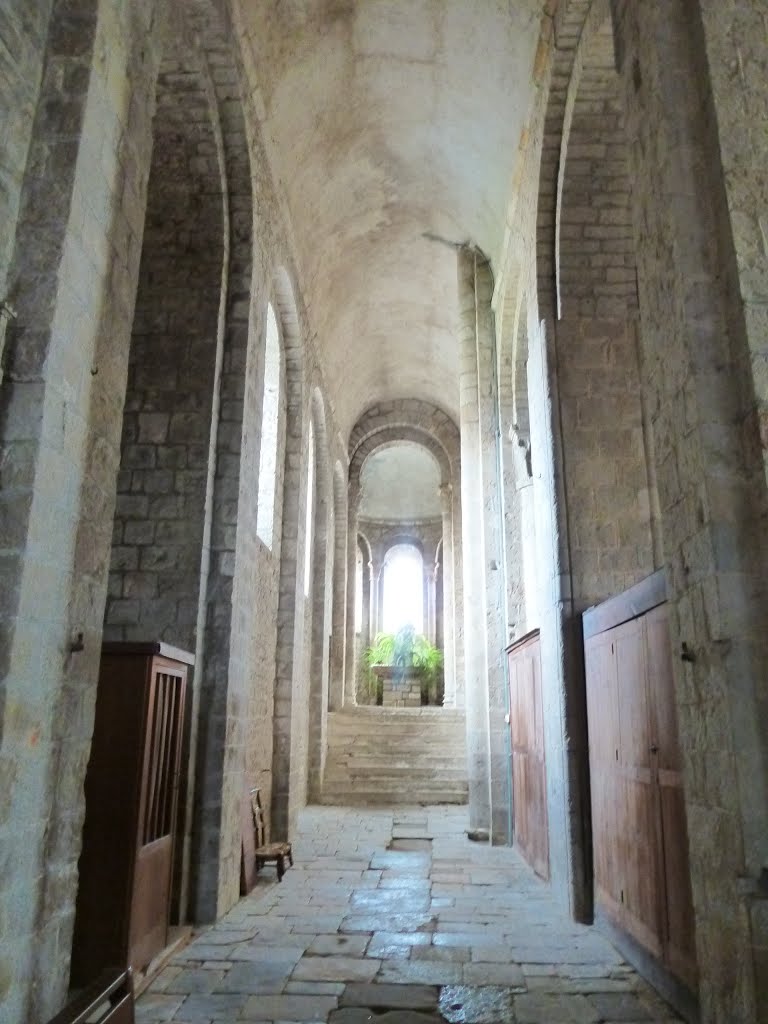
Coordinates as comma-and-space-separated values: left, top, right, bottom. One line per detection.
321, 706, 468, 806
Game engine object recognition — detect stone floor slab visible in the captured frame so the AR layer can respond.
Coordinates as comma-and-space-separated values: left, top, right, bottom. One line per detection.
439, 985, 515, 1024
462, 961, 525, 988
513, 991, 600, 1023
340, 982, 439, 1010
307, 934, 370, 957
137, 806, 683, 1024
291, 955, 381, 982
240, 993, 339, 1019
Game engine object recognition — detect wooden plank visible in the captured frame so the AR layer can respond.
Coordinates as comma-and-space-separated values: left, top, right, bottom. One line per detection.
101, 641, 196, 666
582, 569, 667, 640
504, 628, 541, 655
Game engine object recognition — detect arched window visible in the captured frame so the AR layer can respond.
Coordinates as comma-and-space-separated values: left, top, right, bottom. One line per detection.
256, 304, 281, 547
382, 543, 424, 634
303, 419, 315, 596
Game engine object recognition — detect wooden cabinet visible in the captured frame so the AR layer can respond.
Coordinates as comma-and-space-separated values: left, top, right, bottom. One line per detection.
506, 630, 549, 880
583, 573, 697, 991
71, 642, 192, 987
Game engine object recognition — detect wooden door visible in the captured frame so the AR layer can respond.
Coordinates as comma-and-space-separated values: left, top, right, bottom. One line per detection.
508, 632, 549, 879
584, 578, 697, 993
614, 618, 663, 958
645, 604, 697, 988
584, 629, 621, 920
131, 659, 186, 972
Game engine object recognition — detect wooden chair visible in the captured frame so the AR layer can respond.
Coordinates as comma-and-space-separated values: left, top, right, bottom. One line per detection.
250, 787, 293, 881
47, 968, 134, 1024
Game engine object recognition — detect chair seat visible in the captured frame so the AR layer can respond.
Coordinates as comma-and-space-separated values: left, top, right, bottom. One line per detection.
255, 842, 292, 858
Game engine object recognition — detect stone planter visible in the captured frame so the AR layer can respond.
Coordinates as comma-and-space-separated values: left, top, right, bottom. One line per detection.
371, 664, 423, 707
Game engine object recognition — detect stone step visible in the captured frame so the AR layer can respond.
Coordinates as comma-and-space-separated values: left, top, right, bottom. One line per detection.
327, 711, 465, 726
327, 721, 466, 735
325, 765, 468, 778
319, 788, 468, 806
325, 758, 466, 770
325, 736, 466, 749
323, 708, 468, 808
327, 748, 465, 760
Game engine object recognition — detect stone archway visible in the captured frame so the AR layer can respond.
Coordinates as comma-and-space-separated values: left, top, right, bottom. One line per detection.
343, 401, 462, 708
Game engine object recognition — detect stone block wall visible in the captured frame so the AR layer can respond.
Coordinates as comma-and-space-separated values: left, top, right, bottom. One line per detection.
0, 0, 54, 299
104, 45, 226, 650
0, 0, 345, 1013
0, 0, 163, 1016
697, 0, 768, 491
610, 2, 768, 1017
555, 18, 655, 612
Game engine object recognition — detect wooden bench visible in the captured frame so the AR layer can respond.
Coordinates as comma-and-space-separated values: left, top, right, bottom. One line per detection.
47, 968, 134, 1024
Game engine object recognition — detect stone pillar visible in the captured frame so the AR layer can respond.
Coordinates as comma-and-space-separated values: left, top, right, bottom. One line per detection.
369, 558, 381, 637
329, 489, 347, 711
440, 484, 457, 707
360, 556, 371, 651
612, 2, 768, 1017
0, 6, 162, 1016
460, 245, 501, 831
426, 562, 437, 643
343, 484, 360, 705
451, 482, 465, 707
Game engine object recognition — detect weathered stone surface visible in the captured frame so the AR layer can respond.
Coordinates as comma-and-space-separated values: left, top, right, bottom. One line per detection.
439, 985, 515, 1024
340, 983, 439, 1010
3, 2, 768, 1022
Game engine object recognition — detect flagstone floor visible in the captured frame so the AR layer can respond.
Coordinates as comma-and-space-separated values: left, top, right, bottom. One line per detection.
137, 805, 682, 1023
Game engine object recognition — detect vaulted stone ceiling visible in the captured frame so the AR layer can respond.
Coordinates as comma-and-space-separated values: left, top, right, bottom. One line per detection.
360, 442, 442, 521
239, 1, 543, 440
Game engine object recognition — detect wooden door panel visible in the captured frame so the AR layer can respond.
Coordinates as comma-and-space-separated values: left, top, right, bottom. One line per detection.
512, 751, 529, 850
130, 836, 173, 972
645, 605, 697, 987
614, 620, 651, 773
585, 632, 622, 912
584, 592, 698, 993
645, 604, 681, 771
659, 784, 698, 988
508, 633, 548, 880
619, 776, 663, 957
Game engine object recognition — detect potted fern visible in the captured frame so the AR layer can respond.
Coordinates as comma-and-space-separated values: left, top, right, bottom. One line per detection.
361, 625, 444, 705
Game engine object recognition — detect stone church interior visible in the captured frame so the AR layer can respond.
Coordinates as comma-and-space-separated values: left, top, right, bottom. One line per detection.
0, 1, 766, 1022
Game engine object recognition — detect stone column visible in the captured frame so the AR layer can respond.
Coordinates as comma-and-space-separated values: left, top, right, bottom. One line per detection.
343, 483, 360, 705
457, 246, 511, 841
368, 565, 376, 634
457, 246, 492, 832
439, 484, 457, 707
329, 491, 347, 711
426, 563, 437, 643
360, 557, 371, 652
